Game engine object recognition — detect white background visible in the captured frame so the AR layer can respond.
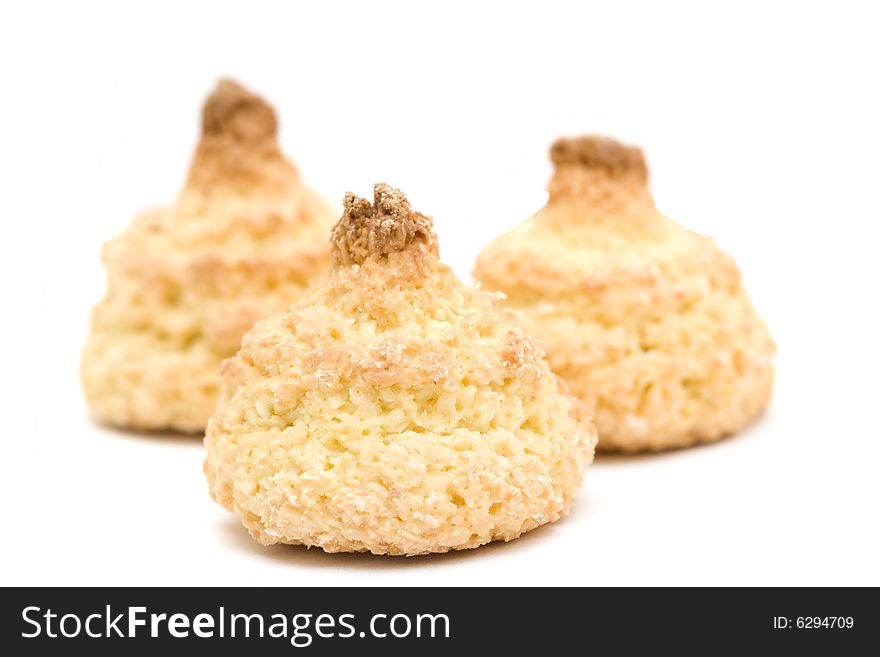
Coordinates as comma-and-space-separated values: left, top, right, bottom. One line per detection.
1, 1, 878, 586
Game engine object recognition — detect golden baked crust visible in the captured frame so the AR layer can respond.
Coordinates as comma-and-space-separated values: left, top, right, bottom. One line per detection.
549, 135, 647, 181
473, 136, 775, 452
330, 186, 437, 266
81, 79, 334, 432
204, 184, 596, 555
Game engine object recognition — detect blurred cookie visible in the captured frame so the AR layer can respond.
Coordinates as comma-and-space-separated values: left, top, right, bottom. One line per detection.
474, 136, 774, 452
81, 80, 334, 432
205, 184, 596, 555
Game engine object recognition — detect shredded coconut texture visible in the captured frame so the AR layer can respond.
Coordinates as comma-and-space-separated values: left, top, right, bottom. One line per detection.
330, 184, 437, 266
473, 136, 775, 452
204, 185, 596, 555
81, 79, 335, 432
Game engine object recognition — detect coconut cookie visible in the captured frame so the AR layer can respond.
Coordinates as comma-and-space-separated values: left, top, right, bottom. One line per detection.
81, 79, 334, 432
473, 136, 774, 453
204, 184, 596, 555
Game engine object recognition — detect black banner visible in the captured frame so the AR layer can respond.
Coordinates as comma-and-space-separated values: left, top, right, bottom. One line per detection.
1, 587, 875, 654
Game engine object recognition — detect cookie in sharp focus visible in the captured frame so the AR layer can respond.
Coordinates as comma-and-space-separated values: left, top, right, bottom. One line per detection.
204, 183, 596, 555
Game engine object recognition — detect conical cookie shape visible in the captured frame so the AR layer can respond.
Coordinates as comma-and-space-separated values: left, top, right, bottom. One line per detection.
474, 136, 774, 452
81, 80, 334, 432
205, 184, 596, 555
